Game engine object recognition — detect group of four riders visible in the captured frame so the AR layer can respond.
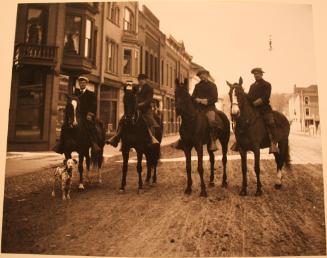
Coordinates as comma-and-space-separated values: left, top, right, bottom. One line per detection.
53, 67, 279, 155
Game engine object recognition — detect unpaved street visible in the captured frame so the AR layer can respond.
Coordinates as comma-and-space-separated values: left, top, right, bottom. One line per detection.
1, 134, 326, 256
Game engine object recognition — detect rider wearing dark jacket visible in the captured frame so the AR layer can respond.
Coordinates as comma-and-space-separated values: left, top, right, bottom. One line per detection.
53, 76, 100, 154
174, 69, 222, 151
106, 73, 159, 147
231, 67, 279, 153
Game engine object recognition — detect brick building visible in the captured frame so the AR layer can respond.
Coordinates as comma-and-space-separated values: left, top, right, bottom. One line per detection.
7, 2, 211, 151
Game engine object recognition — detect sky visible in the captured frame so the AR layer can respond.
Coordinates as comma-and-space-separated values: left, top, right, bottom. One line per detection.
139, 1, 316, 95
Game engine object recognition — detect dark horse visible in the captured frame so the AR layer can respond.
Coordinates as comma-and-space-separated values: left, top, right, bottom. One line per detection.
227, 77, 291, 196
175, 79, 230, 197
63, 95, 106, 190
120, 86, 163, 192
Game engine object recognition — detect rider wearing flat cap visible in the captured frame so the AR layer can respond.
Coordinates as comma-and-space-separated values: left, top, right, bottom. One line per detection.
175, 69, 222, 151
53, 75, 101, 154
232, 67, 279, 153
106, 73, 159, 147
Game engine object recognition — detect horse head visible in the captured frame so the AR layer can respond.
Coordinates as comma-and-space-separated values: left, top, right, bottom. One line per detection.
174, 78, 195, 118
65, 95, 80, 127
123, 85, 138, 125
226, 77, 245, 118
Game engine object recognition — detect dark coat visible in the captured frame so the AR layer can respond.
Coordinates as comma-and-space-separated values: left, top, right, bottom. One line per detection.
136, 84, 153, 113
74, 89, 97, 119
136, 84, 159, 128
247, 79, 272, 113
192, 80, 218, 111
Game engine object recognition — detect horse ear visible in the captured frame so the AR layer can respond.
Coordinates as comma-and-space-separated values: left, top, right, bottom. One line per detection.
239, 77, 243, 86
226, 81, 233, 88
175, 78, 180, 87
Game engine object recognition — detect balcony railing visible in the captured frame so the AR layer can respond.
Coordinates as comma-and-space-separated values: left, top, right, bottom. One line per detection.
14, 43, 58, 67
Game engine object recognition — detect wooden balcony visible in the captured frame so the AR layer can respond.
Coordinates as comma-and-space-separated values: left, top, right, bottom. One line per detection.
14, 43, 58, 68
61, 54, 93, 75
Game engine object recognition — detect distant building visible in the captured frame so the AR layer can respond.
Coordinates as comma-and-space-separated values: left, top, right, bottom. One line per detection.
288, 84, 320, 135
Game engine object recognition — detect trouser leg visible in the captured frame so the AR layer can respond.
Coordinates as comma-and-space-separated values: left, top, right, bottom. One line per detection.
264, 112, 279, 154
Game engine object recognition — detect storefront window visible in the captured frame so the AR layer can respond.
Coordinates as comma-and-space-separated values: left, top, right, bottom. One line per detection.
15, 68, 45, 139
100, 86, 118, 133
64, 16, 81, 55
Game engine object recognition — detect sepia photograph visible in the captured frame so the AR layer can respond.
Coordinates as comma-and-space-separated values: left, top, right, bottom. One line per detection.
0, 0, 326, 257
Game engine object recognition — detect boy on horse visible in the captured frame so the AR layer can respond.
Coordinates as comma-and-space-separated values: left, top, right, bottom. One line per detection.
53, 75, 101, 154
106, 73, 160, 147
175, 68, 222, 151
231, 67, 279, 153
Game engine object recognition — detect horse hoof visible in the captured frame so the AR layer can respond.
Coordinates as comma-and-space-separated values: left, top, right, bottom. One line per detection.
98, 178, 103, 184
138, 188, 144, 194
221, 182, 228, 188
209, 182, 215, 187
78, 184, 85, 190
274, 184, 282, 190
184, 188, 192, 195
119, 188, 125, 193
239, 190, 247, 196
152, 181, 157, 185
255, 190, 263, 196
200, 191, 208, 198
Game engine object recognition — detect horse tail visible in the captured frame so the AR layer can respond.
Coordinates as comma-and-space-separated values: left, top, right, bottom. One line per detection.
91, 147, 103, 170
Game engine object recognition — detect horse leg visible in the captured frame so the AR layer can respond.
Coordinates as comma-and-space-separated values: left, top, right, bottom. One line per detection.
78, 154, 85, 190
254, 148, 262, 196
221, 141, 228, 188
145, 155, 151, 184
136, 151, 143, 191
85, 153, 91, 183
197, 145, 207, 197
207, 145, 215, 187
120, 148, 129, 192
239, 150, 248, 196
184, 148, 192, 195
152, 162, 157, 184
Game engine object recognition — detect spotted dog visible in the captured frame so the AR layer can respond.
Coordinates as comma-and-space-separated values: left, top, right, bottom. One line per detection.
52, 159, 77, 200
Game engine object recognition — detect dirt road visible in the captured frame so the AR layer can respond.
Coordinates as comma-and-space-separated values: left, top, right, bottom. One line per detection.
1, 143, 326, 256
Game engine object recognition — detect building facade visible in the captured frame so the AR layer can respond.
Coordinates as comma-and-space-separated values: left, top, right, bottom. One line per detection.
288, 84, 320, 134
8, 2, 210, 151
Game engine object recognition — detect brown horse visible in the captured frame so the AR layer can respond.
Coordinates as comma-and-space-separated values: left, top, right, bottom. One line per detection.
175, 79, 230, 197
227, 77, 291, 196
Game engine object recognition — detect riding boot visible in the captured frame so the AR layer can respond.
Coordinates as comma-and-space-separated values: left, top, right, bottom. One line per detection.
106, 122, 123, 147
52, 126, 65, 154
267, 124, 279, 154
209, 129, 219, 152
148, 127, 159, 146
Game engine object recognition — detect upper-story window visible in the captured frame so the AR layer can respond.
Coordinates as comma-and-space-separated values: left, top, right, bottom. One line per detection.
123, 49, 132, 75
107, 2, 120, 26
26, 6, 47, 44
305, 108, 310, 116
304, 96, 310, 105
64, 15, 95, 61
84, 19, 93, 58
64, 15, 82, 55
106, 39, 118, 74
123, 8, 134, 31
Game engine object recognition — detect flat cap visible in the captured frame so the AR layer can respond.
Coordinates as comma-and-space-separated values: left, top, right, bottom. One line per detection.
78, 75, 89, 82
196, 68, 210, 77
137, 73, 148, 80
251, 67, 265, 74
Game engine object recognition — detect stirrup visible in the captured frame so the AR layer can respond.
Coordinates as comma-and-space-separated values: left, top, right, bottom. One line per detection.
269, 143, 279, 154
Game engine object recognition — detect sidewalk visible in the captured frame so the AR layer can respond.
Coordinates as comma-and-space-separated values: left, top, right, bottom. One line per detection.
4, 135, 179, 178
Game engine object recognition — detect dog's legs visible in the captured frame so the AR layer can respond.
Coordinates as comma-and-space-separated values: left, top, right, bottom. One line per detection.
61, 179, 67, 200
67, 179, 72, 200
